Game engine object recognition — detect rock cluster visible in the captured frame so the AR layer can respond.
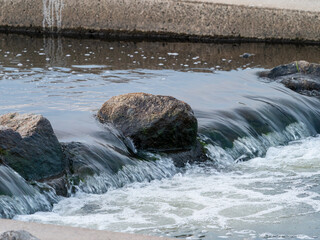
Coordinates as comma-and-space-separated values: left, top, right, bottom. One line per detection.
0, 93, 207, 199
261, 61, 320, 96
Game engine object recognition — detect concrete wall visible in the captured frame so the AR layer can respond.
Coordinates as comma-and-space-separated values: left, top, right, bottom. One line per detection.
1, 0, 320, 42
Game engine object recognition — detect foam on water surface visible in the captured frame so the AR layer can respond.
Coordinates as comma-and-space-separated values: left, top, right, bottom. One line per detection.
15, 135, 320, 239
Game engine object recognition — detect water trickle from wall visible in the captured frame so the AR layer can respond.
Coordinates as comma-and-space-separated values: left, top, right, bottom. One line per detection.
42, 0, 64, 32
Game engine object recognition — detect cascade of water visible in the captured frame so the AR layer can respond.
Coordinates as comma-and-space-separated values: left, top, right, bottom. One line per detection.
0, 165, 59, 218
42, 0, 64, 32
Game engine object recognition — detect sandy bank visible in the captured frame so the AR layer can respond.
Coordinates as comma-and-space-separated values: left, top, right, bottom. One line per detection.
0, 219, 174, 240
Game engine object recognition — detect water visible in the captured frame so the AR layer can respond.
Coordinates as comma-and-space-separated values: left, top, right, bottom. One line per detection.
1, 34, 320, 239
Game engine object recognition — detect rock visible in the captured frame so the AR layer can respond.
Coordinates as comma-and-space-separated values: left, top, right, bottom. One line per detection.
97, 93, 198, 152
0, 113, 65, 181
280, 76, 320, 96
166, 140, 208, 167
266, 60, 320, 79
0, 230, 40, 240
260, 61, 320, 96
42, 174, 70, 197
240, 53, 254, 58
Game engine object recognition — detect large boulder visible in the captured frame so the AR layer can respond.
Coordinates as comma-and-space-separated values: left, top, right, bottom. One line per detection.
0, 113, 65, 181
261, 61, 320, 96
97, 93, 198, 152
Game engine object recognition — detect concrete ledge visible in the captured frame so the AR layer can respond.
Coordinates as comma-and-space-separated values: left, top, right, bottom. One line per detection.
0, 219, 173, 240
0, 0, 320, 43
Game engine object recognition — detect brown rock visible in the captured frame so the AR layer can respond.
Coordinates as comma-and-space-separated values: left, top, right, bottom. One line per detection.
97, 93, 198, 152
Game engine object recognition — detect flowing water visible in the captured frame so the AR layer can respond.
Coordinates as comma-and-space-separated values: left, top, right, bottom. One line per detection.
1, 34, 320, 239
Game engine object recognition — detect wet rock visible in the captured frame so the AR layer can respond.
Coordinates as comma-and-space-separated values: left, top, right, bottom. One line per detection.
0, 113, 66, 181
266, 61, 320, 79
280, 76, 320, 96
97, 93, 198, 152
261, 61, 320, 96
240, 53, 254, 58
166, 140, 207, 167
0, 230, 40, 240
42, 174, 69, 197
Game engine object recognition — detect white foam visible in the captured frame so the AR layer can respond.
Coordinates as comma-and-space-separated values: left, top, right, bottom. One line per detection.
15, 136, 320, 238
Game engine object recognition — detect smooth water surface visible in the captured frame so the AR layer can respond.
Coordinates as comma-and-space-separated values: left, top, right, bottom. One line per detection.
1, 34, 320, 239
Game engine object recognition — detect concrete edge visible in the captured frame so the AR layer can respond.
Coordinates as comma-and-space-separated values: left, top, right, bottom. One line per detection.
1, 0, 320, 43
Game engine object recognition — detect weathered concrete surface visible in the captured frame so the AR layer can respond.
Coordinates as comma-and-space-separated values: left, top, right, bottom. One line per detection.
0, 219, 174, 240
0, 0, 320, 42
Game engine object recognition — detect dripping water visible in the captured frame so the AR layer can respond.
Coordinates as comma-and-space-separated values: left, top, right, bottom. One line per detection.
42, 0, 64, 32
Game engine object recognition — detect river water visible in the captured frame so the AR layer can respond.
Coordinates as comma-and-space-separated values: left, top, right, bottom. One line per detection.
1, 34, 320, 239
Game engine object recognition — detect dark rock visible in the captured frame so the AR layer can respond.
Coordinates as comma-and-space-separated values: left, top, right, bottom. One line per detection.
0, 230, 40, 240
266, 60, 315, 79
97, 93, 198, 152
280, 76, 320, 94
0, 113, 66, 181
166, 140, 208, 167
42, 174, 69, 197
261, 61, 320, 96
240, 53, 254, 58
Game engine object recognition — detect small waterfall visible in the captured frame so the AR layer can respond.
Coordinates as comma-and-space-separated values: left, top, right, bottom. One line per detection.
63, 139, 179, 194
0, 165, 59, 218
79, 155, 178, 194
42, 0, 64, 32
199, 94, 320, 163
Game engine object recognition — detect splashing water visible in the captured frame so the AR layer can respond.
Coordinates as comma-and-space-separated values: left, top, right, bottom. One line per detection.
0, 165, 59, 218
15, 136, 320, 239
42, 0, 64, 31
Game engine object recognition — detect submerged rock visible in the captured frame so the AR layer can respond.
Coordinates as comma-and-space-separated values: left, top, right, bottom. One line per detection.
0, 230, 40, 240
0, 113, 65, 181
97, 93, 198, 152
261, 61, 320, 96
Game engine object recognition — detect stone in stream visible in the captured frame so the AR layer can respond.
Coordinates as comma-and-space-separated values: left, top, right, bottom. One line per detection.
97, 93, 207, 165
260, 60, 320, 96
0, 230, 40, 240
0, 113, 66, 181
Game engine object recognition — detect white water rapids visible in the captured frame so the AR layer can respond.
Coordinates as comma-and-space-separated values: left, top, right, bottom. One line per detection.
15, 134, 320, 239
